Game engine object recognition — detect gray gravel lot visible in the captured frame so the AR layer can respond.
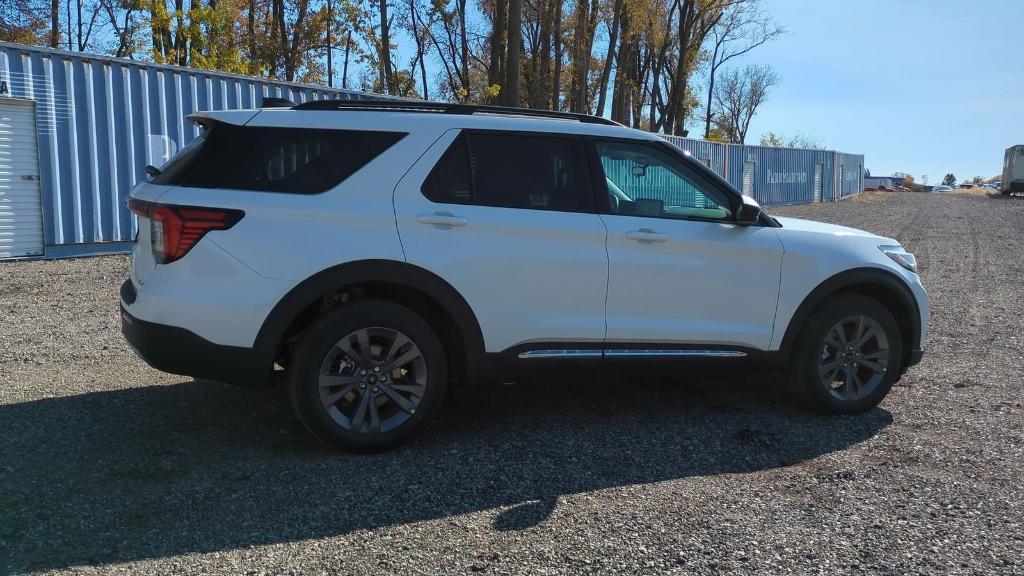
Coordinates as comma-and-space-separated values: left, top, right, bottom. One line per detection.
1, 190, 1023, 575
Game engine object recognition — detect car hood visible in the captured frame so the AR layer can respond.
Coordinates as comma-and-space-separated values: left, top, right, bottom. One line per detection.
774, 216, 896, 243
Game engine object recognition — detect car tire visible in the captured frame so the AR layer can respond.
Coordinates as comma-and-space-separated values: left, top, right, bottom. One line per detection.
289, 299, 448, 452
789, 293, 903, 414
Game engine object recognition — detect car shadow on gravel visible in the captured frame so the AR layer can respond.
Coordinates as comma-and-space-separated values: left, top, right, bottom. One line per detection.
0, 374, 891, 573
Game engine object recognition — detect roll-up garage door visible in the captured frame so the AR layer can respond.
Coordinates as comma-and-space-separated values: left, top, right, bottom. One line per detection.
0, 98, 44, 258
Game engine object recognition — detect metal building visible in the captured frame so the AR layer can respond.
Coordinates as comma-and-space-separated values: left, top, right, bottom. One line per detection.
0, 41, 385, 259
662, 135, 864, 206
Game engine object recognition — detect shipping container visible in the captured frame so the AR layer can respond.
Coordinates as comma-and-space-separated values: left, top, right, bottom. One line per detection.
0, 41, 386, 259
660, 135, 863, 206
1001, 145, 1024, 194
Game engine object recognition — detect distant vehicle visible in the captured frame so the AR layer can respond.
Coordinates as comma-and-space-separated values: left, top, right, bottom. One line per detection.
933, 185, 953, 192
958, 183, 973, 189
1001, 146, 1024, 196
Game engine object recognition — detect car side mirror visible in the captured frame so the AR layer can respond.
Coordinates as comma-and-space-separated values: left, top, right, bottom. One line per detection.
735, 195, 763, 225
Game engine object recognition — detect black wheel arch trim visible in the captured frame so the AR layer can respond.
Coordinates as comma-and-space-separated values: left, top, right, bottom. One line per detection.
773, 267, 922, 367
252, 259, 487, 385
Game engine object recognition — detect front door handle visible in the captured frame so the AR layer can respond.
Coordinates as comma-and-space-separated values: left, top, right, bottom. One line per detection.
417, 212, 468, 228
625, 228, 667, 243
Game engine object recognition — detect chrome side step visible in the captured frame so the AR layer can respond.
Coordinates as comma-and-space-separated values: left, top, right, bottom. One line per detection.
518, 349, 747, 359
517, 349, 604, 359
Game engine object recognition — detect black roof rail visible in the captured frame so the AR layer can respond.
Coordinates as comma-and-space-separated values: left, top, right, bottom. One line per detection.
291, 99, 621, 126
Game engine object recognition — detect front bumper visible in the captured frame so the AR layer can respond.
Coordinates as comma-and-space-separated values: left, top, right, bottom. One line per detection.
121, 289, 269, 387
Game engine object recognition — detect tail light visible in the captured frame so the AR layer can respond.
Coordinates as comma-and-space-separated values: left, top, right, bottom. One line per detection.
127, 198, 244, 264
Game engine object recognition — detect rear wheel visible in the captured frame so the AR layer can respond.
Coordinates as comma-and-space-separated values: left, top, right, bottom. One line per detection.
790, 294, 903, 414
289, 300, 447, 452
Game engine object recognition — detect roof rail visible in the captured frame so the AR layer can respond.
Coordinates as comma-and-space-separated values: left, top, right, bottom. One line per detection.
290, 99, 621, 126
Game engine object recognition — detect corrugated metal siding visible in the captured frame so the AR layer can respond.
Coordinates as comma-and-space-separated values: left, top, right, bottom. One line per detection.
724, 144, 838, 206
660, 135, 726, 176
0, 41, 386, 248
659, 135, 864, 206
833, 152, 864, 201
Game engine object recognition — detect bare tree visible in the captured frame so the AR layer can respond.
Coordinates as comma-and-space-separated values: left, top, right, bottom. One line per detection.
702, 0, 783, 137
712, 63, 778, 144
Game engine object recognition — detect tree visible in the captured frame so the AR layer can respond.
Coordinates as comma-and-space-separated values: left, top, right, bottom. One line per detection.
759, 131, 823, 149
502, 0, 521, 105
971, 175, 984, 186
712, 63, 778, 144
921, 174, 929, 186
942, 173, 956, 186
702, 0, 783, 138
893, 172, 914, 186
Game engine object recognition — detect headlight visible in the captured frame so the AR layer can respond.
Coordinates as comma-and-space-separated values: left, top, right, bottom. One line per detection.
879, 245, 917, 273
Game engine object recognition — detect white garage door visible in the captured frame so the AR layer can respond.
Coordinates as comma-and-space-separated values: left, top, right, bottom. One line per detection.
0, 98, 44, 258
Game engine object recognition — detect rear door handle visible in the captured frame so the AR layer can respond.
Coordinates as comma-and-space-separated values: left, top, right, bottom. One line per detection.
417, 212, 468, 228
625, 228, 667, 243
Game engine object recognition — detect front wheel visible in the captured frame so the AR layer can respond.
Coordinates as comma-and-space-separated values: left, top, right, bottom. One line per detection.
790, 294, 903, 414
289, 300, 447, 452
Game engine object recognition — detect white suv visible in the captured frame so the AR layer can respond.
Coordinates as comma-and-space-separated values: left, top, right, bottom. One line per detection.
121, 101, 928, 451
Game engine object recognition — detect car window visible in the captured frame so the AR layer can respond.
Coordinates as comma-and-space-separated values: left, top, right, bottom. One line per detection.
595, 140, 732, 221
422, 132, 584, 212
154, 122, 406, 194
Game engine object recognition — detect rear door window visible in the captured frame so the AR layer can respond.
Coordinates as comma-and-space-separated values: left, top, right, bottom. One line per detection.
421, 131, 590, 212
153, 122, 405, 194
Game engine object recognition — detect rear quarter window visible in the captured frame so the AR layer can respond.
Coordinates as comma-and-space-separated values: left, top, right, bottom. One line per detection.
153, 122, 406, 194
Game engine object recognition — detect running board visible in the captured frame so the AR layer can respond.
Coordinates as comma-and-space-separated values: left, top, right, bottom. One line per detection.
517, 349, 748, 359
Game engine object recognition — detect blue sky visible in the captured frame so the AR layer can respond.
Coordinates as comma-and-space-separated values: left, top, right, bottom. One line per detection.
734, 0, 1021, 183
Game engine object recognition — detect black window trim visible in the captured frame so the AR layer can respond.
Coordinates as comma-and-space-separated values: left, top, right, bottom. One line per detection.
420, 128, 597, 215
585, 135, 750, 225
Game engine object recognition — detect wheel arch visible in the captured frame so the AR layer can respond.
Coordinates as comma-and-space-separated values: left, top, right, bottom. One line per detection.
775, 267, 921, 371
253, 259, 487, 389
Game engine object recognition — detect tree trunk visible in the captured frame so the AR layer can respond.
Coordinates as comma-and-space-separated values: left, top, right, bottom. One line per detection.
247, 0, 256, 71
504, 0, 522, 106
536, 0, 552, 109
568, 0, 587, 112
379, 0, 393, 93
551, 0, 562, 110
489, 0, 508, 95
703, 42, 720, 138
595, 0, 622, 117
50, 0, 59, 48
458, 0, 469, 99
342, 30, 351, 88
326, 0, 333, 87
609, 8, 631, 125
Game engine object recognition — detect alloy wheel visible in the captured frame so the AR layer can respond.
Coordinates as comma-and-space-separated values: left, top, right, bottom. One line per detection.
317, 327, 428, 434
817, 315, 891, 402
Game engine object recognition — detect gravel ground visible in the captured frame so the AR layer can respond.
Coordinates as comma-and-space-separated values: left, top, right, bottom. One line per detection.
1, 190, 1023, 575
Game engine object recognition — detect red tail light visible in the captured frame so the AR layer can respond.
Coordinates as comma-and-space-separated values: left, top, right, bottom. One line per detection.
127, 198, 244, 264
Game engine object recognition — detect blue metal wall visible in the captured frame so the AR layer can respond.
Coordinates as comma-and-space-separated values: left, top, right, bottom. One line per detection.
661, 135, 864, 206
833, 152, 864, 201
0, 41, 385, 249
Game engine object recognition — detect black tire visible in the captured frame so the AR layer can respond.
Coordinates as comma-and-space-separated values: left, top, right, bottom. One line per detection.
289, 299, 447, 452
788, 293, 903, 414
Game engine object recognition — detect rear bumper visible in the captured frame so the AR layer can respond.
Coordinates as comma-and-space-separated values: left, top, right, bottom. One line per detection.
121, 293, 269, 387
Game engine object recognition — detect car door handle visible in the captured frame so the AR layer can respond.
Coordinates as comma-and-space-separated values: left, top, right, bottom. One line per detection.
417, 212, 468, 227
625, 229, 667, 243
